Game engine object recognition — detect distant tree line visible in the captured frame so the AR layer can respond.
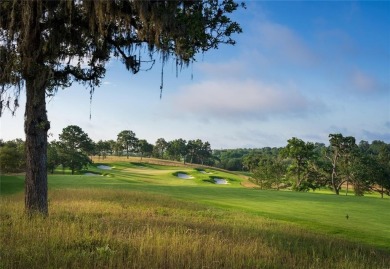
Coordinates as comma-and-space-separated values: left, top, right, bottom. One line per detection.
1, 125, 213, 174
214, 134, 390, 197
1, 128, 388, 197
94, 131, 213, 165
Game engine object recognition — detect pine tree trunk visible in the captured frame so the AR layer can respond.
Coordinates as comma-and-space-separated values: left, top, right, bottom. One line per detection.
24, 77, 50, 216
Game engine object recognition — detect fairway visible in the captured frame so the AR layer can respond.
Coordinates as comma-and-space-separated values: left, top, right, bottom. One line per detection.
1, 159, 389, 268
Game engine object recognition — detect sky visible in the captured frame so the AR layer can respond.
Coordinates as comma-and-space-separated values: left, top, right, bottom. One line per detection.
1, 0, 389, 149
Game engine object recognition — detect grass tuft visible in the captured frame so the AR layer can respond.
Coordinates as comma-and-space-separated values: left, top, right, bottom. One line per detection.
1, 189, 389, 269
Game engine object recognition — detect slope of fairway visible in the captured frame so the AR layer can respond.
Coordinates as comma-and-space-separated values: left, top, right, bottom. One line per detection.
1, 161, 389, 251
1, 161, 390, 269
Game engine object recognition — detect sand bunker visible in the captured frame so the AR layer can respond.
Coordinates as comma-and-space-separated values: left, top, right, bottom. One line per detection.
214, 178, 228, 184
84, 173, 100, 176
97, 165, 112, 170
177, 173, 193, 179
199, 170, 211, 174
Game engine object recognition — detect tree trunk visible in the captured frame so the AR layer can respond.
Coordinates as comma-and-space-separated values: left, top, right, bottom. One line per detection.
297, 164, 301, 187
24, 78, 50, 216
335, 187, 340, 195
381, 183, 384, 199
331, 164, 339, 195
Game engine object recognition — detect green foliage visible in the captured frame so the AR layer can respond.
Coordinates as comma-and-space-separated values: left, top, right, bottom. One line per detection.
117, 130, 138, 158
0, 139, 25, 173
153, 138, 168, 159
95, 140, 112, 159
58, 125, 93, 174
253, 156, 288, 190
372, 141, 390, 197
281, 137, 315, 190
47, 141, 61, 174
185, 139, 212, 165
215, 148, 281, 171
137, 139, 154, 159
166, 138, 187, 162
214, 136, 389, 197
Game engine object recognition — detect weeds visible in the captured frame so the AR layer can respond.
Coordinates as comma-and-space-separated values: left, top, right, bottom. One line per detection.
1, 189, 389, 269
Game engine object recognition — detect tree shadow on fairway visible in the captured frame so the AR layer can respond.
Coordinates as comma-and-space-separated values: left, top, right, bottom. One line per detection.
0, 175, 24, 195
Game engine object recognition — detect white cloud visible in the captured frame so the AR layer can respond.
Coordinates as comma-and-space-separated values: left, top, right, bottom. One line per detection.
170, 79, 319, 121
255, 22, 316, 65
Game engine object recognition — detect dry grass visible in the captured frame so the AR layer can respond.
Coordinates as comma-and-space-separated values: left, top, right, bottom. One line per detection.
1, 189, 389, 269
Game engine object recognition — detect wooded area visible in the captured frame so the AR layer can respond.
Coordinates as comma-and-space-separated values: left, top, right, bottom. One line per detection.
2, 126, 389, 197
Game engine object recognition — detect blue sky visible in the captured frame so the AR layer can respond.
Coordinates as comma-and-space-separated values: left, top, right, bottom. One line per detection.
1, 0, 389, 149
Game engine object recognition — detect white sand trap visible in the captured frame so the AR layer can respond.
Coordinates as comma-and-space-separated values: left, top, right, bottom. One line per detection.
97, 165, 112, 170
214, 178, 228, 184
177, 173, 193, 179
84, 173, 100, 176
199, 170, 211, 174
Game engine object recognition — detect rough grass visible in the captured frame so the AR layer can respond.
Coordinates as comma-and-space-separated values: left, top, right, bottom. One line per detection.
1, 159, 389, 268
1, 189, 389, 269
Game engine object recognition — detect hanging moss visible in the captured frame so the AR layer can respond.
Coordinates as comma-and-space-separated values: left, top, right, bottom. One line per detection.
0, 0, 244, 114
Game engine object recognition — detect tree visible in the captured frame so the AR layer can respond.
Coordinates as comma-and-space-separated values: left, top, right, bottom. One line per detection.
281, 137, 315, 190
96, 140, 112, 159
154, 138, 168, 159
107, 140, 120, 156
166, 139, 187, 163
368, 141, 390, 198
225, 158, 243, 171
117, 130, 138, 158
137, 139, 154, 160
325, 134, 357, 195
253, 156, 287, 190
58, 125, 93, 175
0, 0, 243, 215
243, 152, 263, 172
348, 150, 377, 196
0, 139, 25, 173
47, 141, 61, 174
199, 141, 212, 165
376, 143, 390, 197
186, 139, 200, 164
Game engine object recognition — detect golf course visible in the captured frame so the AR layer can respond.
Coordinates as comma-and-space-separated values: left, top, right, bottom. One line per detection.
1, 157, 389, 268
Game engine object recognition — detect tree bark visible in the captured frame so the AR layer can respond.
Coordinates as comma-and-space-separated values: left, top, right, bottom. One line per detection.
24, 77, 50, 216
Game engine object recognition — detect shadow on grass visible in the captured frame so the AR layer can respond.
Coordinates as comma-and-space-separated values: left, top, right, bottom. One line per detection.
0, 175, 24, 195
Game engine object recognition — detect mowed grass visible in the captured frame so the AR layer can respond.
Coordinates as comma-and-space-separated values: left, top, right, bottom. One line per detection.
1, 159, 389, 268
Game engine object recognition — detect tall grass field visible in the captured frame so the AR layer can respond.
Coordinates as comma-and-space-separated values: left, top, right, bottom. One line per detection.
1, 158, 389, 268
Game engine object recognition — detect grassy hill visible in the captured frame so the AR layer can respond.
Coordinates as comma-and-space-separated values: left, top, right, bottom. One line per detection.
1, 158, 389, 268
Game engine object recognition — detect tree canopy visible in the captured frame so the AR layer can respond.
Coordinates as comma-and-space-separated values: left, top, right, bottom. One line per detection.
58, 125, 93, 174
117, 130, 138, 158
0, 0, 243, 114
